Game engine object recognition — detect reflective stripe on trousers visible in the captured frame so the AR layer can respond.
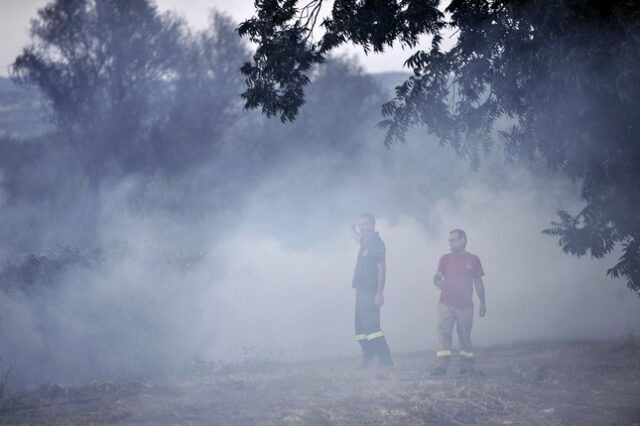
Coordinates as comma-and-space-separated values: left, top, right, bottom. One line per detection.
436, 303, 474, 358
355, 331, 385, 341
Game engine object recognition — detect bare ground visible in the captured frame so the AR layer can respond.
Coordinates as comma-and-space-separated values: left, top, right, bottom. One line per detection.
1, 339, 639, 425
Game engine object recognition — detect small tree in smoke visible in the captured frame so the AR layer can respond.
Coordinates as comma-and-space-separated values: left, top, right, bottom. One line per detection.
237, 0, 640, 295
10, 1, 255, 179
8, 1, 257, 240
150, 12, 251, 173
10, 0, 185, 182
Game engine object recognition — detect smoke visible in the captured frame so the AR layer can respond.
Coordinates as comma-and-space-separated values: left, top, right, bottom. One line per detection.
195, 146, 640, 362
1, 10, 639, 389
2, 127, 640, 391
0, 224, 215, 387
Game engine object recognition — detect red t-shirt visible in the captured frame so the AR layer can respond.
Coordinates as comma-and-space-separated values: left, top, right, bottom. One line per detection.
437, 252, 484, 308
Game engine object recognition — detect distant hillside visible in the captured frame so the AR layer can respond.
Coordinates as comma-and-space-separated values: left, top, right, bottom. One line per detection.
0, 73, 409, 139
0, 77, 50, 138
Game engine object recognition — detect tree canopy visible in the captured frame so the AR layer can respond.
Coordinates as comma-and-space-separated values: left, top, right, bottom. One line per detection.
11, 0, 185, 179
6, 0, 390, 246
11, 0, 252, 181
238, 0, 640, 295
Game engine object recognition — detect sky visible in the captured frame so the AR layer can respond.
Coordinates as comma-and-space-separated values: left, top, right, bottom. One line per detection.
0, 0, 419, 77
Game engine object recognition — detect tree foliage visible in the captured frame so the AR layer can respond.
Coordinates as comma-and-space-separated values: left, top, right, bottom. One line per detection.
11, 0, 252, 181
5, 0, 386, 246
238, 0, 640, 295
11, 0, 185, 180
150, 12, 251, 173
8, 0, 256, 242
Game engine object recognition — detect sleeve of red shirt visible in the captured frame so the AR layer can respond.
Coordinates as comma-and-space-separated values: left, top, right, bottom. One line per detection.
474, 255, 485, 278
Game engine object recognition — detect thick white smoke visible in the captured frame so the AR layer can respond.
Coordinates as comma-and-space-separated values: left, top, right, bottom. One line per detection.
198, 176, 640, 362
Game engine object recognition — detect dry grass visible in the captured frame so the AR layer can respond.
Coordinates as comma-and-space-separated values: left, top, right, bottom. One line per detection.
0, 339, 639, 425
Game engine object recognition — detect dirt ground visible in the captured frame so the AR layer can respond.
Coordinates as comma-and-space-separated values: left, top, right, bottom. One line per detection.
1, 338, 639, 425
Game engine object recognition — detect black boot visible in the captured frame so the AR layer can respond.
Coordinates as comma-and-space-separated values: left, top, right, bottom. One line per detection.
371, 337, 393, 367
358, 340, 373, 368
459, 357, 475, 375
430, 355, 451, 377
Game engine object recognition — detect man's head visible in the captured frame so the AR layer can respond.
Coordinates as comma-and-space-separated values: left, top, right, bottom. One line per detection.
356, 213, 376, 238
448, 229, 467, 253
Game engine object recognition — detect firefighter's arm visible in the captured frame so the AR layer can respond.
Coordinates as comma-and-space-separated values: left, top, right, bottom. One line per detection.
375, 262, 386, 307
433, 272, 445, 289
474, 277, 486, 317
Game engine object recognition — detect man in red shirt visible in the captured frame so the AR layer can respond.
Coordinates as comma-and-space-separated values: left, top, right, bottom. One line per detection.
431, 229, 486, 376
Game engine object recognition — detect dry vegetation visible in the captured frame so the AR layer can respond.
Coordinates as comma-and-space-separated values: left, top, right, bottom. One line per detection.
1, 338, 639, 425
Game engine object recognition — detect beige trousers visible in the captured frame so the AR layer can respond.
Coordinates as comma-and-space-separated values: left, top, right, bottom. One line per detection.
436, 303, 474, 367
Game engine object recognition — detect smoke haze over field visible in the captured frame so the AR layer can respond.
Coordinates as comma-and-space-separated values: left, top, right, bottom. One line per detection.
3, 133, 639, 389
201, 150, 640, 361
0, 1, 639, 393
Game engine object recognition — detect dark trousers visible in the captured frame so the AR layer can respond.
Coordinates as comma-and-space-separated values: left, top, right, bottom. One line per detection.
354, 288, 392, 365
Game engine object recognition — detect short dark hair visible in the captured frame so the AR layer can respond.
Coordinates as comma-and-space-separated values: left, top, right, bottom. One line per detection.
359, 212, 376, 226
449, 228, 467, 243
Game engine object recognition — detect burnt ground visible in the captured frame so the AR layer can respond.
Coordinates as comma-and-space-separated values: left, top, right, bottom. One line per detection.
1, 339, 639, 425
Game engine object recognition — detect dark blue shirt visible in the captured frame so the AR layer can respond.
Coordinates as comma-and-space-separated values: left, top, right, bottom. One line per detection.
352, 232, 386, 290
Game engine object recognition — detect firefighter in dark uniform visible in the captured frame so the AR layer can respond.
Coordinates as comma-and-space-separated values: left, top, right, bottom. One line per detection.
351, 213, 393, 367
